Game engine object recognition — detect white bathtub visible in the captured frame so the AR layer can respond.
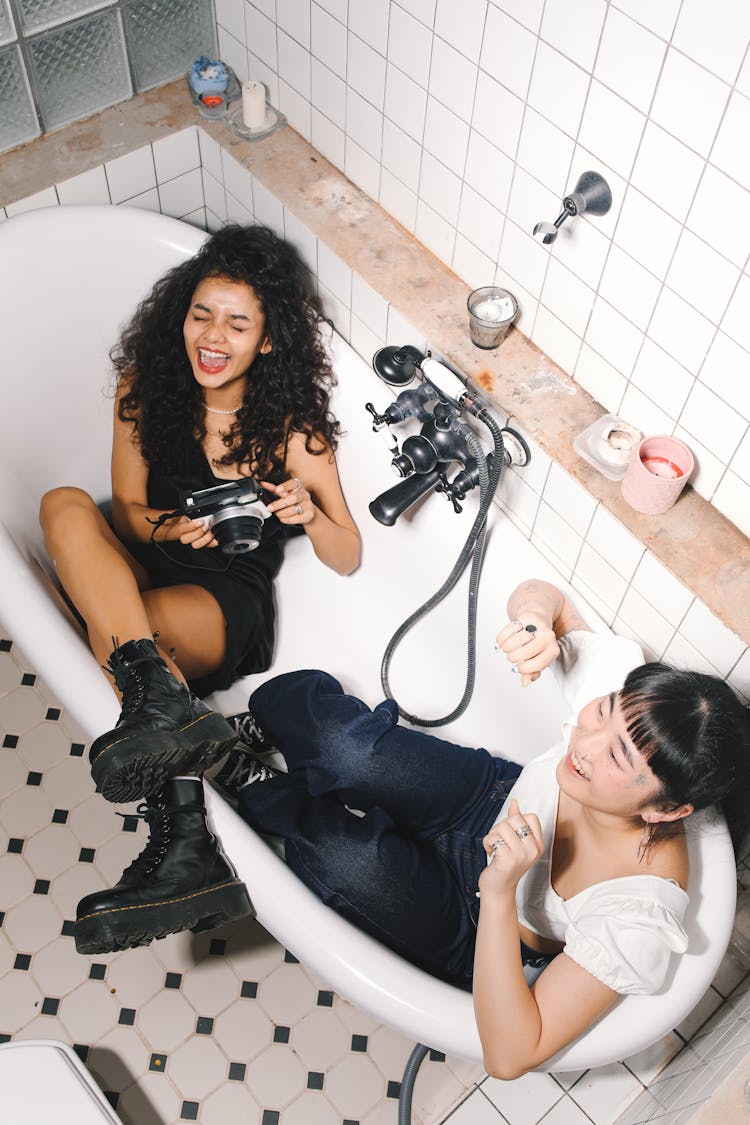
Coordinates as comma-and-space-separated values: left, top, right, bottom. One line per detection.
0, 204, 735, 1071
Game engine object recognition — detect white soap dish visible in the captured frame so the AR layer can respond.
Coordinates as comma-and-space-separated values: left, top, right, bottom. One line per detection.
573, 414, 641, 481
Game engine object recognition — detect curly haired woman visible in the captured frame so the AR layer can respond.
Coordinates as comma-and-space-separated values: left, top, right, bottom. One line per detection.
39, 224, 360, 955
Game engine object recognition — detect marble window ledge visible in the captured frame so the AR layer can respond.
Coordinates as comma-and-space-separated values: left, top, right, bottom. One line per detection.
1, 81, 747, 645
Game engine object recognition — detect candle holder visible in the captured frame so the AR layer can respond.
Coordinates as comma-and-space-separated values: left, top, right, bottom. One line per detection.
621, 435, 694, 514
226, 103, 287, 142
467, 286, 518, 349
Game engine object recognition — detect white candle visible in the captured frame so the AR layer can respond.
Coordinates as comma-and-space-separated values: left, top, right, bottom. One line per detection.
473, 297, 513, 322
242, 81, 266, 129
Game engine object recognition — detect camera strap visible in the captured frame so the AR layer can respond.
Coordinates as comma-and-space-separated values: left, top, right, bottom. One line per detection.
145, 511, 234, 573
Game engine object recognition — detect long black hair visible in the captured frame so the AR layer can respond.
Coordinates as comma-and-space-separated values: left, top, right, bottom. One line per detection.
114, 224, 339, 478
621, 663, 750, 855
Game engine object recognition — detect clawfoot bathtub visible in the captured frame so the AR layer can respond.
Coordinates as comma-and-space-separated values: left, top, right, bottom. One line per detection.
0, 205, 736, 1075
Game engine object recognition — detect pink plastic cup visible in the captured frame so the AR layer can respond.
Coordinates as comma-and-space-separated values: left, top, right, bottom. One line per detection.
621, 435, 694, 515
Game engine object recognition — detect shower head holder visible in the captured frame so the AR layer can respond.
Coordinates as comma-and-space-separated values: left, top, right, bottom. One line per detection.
533, 170, 612, 245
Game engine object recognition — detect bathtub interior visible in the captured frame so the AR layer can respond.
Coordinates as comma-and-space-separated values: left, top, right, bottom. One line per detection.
0, 205, 736, 1070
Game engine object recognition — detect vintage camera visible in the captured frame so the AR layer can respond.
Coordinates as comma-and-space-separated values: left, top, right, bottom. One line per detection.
178, 477, 271, 555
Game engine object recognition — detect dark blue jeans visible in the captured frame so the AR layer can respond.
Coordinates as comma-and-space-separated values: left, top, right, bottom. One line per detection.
238, 669, 523, 989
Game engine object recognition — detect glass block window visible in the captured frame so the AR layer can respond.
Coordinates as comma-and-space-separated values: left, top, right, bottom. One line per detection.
1, 0, 217, 154
28, 9, 131, 129
0, 43, 40, 150
0, 1, 16, 45
124, 0, 217, 93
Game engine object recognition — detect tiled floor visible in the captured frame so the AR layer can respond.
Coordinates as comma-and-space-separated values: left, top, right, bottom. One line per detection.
1, 636, 748, 1125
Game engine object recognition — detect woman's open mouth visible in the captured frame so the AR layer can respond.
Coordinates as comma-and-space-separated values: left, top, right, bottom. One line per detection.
197, 347, 231, 374
567, 748, 590, 780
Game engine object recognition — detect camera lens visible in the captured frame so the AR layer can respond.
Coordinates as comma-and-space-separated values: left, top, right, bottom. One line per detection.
213, 513, 264, 554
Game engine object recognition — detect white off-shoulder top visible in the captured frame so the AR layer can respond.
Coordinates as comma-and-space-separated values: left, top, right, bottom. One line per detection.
493, 630, 690, 995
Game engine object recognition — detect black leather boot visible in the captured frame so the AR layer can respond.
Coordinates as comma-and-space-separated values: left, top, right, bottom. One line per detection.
90, 638, 236, 803
75, 778, 253, 954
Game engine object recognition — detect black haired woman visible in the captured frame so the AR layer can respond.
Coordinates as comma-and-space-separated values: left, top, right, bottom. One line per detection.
39, 224, 360, 955
223, 578, 749, 1077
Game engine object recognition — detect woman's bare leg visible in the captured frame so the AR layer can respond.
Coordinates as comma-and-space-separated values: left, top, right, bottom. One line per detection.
39, 487, 227, 687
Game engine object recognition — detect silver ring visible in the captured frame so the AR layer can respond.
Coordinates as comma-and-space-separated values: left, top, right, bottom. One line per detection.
516, 825, 531, 839
490, 840, 505, 856
292, 477, 302, 491
294, 503, 302, 516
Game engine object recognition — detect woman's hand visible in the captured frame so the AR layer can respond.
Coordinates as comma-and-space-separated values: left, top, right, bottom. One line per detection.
478, 798, 543, 898
260, 476, 314, 526
157, 514, 218, 549
495, 613, 559, 686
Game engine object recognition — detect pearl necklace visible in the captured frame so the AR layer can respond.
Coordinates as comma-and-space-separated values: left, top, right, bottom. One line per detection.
204, 403, 241, 415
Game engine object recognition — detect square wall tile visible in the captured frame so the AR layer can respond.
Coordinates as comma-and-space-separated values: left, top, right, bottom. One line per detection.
245, 4, 278, 70
480, 5, 536, 99
584, 297, 644, 377
542, 463, 596, 537
346, 88, 383, 160
276, 0, 310, 49
388, 3, 432, 89
597, 245, 661, 332
630, 339, 693, 420
472, 70, 524, 159
578, 81, 646, 179
573, 544, 627, 615
457, 186, 503, 263
540, 259, 595, 338
585, 506, 644, 581
532, 307, 581, 375
698, 332, 750, 425
348, 0, 390, 56
345, 140, 381, 199
152, 128, 200, 184
631, 552, 693, 626
666, 230, 740, 326
527, 42, 589, 138
541, 0, 606, 71
277, 30, 311, 98
672, 0, 750, 84
435, 0, 487, 64
619, 383, 674, 435
56, 166, 110, 206
379, 169, 418, 231
311, 110, 345, 168
574, 344, 627, 414
215, 0, 245, 42
317, 242, 352, 307
721, 273, 750, 354
464, 131, 514, 213
568, 1063, 645, 1124
429, 37, 478, 123
310, 3, 347, 77
104, 146, 156, 204
631, 122, 705, 223
711, 91, 750, 192
217, 26, 249, 83
423, 97, 469, 175
679, 600, 746, 678
614, 186, 682, 278
418, 151, 462, 226
595, 7, 665, 113
415, 198, 456, 264
347, 32, 386, 110
516, 109, 575, 192
711, 470, 750, 537
158, 169, 204, 220
679, 380, 747, 463
384, 64, 427, 143
453, 234, 496, 290
283, 208, 317, 275
650, 48, 730, 159
648, 287, 714, 377
612, 0, 681, 40
687, 166, 750, 269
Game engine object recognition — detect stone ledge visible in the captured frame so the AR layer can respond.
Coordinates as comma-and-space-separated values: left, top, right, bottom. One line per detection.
2, 81, 747, 644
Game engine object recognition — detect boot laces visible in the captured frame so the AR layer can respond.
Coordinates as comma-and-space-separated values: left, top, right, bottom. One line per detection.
104, 647, 151, 710
229, 710, 268, 750
116, 799, 203, 880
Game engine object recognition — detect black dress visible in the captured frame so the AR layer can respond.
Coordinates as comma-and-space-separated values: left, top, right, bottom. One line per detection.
129, 441, 300, 695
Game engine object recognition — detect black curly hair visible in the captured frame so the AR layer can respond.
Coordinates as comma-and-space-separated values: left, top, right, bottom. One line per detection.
114, 224, 339, 478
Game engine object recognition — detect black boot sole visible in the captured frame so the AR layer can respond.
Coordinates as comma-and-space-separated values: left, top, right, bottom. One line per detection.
91, 712, 237, 803
74, 878, 253, 954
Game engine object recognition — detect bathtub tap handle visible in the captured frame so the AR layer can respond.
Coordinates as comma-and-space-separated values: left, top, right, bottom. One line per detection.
533, 170, 612, 245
